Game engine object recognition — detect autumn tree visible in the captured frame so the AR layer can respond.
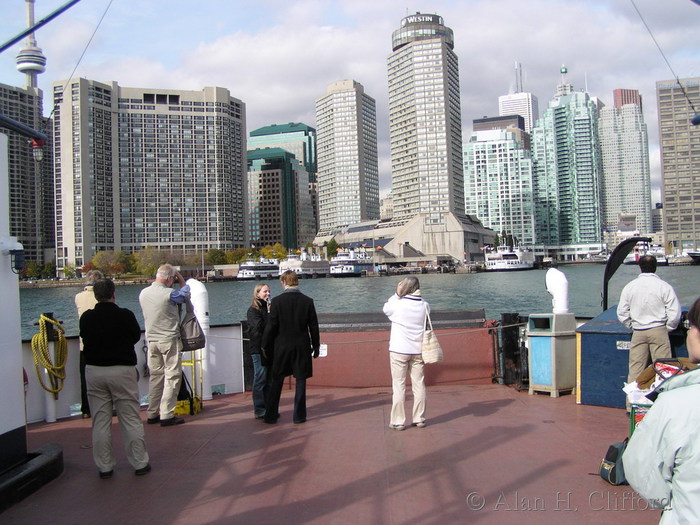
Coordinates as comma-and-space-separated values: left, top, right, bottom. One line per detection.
91, 250, 128, 277
206, 249, 228, 265
132, 247, 166, 277
325, 238, 339, 260
270, 243, 287, 260
227, 248, 249, 263
63, 263, 77, 279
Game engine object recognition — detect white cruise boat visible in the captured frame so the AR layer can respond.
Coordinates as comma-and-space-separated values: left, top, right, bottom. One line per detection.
329, 249, 374, 277
623, 242, 668, 266
278, 252, 330, 278
237, 258, 279, 280
484, 246, 535, 271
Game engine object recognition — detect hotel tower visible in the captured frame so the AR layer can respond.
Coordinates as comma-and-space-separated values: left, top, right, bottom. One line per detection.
388, 13, 464, 222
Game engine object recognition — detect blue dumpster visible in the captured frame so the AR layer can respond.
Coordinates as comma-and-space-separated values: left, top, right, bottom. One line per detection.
576, 307, 687, 409
527, 313, 577, 397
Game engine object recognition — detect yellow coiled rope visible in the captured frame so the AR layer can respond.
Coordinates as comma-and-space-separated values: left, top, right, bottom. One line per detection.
31, 313, 68, 398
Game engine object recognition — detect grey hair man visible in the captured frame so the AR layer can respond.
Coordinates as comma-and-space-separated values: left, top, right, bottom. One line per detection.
74, 269, 104, 418
139, 264, 191, 427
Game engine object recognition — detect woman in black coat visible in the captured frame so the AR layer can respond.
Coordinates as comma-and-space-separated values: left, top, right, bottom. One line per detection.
246, 283, 270, 419
262, 270, 320, 424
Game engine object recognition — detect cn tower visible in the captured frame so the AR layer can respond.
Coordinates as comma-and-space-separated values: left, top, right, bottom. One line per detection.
15, 0, 47, 88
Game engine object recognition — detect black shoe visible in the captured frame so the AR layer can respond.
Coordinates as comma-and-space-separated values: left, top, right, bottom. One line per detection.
160, 416, 185, 427
147, 416, 160, 425
263, 418, 278, 424
99, 470, 113, 479
135, 463, 151, 476
293, 419, 306, 424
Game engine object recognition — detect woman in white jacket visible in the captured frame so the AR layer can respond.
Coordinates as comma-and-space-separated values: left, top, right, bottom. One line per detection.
383, 276, 429, 431
623, 297, 700, 524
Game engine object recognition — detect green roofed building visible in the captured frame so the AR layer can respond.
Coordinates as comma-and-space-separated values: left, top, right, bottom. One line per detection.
249, 123, 318, 230
247, 147, 316, 249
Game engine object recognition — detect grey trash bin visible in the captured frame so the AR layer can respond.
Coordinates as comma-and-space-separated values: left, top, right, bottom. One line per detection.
527, 313, 577, 397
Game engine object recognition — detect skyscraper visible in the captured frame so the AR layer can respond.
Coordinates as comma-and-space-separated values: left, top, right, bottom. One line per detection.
315, 80, 379, 232
464, 128, 535, 246
499, 93, 539, 134
531, 67, 603, 250
657, 77, 700, 252
388, 13, 464, 222
498, 62, 539, 134
0, 82, 51, 266
0, 0, 53, 266
247, 147, 316, 249
598, 89, 651, 234
52, 79, 246, 272
248, 123, 316, 176
248, 123, 318, 229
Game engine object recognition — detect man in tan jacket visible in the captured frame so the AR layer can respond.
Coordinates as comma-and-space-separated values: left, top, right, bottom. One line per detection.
139, 264, 190, 427
74, 269, 103, 418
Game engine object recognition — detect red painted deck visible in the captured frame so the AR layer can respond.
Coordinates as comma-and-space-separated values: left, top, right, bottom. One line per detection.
2, 385, 658, 525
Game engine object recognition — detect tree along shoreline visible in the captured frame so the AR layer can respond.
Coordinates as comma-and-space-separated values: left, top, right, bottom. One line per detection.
19, 278, 151, 289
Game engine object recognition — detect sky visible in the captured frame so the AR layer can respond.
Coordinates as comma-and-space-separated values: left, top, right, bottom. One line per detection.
1, 0, 700, 201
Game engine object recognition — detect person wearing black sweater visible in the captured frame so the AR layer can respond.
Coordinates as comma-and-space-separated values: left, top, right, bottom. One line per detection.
80, 278, 150, 479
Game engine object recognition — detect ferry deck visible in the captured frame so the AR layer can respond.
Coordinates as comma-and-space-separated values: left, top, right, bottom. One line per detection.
2, 383, 658, 525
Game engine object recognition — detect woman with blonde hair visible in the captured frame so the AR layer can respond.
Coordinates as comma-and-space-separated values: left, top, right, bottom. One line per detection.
383, 276, 429, 431
246, 283, 271, 419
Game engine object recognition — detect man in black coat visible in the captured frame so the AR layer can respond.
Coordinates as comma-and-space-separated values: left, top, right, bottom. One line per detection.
262, 270, 320, 424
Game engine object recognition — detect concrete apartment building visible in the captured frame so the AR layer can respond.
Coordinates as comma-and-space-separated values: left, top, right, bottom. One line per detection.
52, 79, 246, 272
315, 80, 379, 233
657, 77, 700, 253
598, 89, 652, 235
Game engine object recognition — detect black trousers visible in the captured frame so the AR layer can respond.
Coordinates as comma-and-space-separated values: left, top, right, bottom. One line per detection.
80, 351, 90, 415
265, 376, 307, 423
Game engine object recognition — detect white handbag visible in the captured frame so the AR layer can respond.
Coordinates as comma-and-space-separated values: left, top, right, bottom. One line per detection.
421, 308, 443, 364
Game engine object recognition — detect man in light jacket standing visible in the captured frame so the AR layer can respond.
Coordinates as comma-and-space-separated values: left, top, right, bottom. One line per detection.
139, 264, 190, 427
617, 255, 681, 401
623, 297, 700, 524
75, 269, 103, 418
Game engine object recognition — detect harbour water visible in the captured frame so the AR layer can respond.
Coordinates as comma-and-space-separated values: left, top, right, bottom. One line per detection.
18, 264, 700, 340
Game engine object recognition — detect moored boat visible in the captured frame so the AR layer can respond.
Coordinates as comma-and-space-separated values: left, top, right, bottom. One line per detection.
484, 246, 535, 271
330, 249, 373, 277
237, 258, 279, 280
623, 241, 668, 266
278, 252, 330, 278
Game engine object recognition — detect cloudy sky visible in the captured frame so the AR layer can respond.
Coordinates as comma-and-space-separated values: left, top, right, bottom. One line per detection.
2, 0, 699, 200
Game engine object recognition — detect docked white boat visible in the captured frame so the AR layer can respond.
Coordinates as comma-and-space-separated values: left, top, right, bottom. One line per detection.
278, 252, 330, 278
330, 249, 374, 277
623, 242, 668, 266
237, 258, 279, 280
484, 246, 535, 271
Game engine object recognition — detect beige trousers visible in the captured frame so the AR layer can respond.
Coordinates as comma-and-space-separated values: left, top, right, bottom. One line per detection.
390, 352, 426, 426
147, 339, 182, 420
628, 326, 672, 384
86, 365, 149, 472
